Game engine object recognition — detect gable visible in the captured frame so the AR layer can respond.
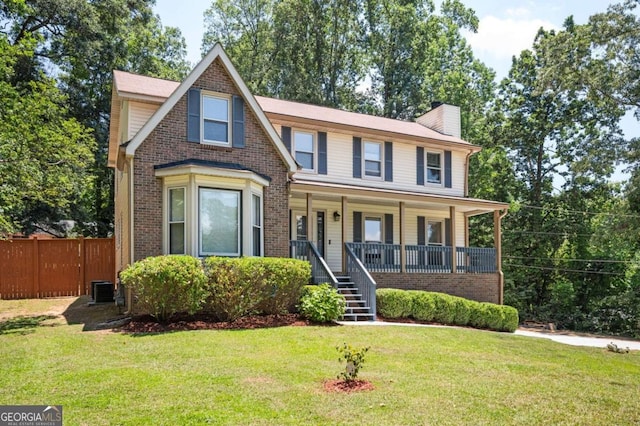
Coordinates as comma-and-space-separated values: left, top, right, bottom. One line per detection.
122, 43, 297, 172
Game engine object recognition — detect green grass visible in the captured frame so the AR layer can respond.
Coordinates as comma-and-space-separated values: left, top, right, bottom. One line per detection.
0, 320, 639, 425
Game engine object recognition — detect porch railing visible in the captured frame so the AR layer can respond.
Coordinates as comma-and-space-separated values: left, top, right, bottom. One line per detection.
289, 240, 338, 287
345, 242, 401, 272
456, 247, 497, 273
344, 243, 376, 317
405, 245, 453, 273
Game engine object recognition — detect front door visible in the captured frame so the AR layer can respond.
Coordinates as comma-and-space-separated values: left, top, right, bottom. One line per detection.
292, 211, 325, 257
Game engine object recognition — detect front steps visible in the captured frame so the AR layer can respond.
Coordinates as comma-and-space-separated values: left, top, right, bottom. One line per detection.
335, 275, 375, 321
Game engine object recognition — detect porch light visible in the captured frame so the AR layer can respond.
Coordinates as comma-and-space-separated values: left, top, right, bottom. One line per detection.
333, 211, 341, 222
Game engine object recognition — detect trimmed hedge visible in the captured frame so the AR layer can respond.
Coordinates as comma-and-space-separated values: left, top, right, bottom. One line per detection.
299, 284, 346, 323
203, 257, 310, 321
120, 255, 208, 322
376, 288, 519, 332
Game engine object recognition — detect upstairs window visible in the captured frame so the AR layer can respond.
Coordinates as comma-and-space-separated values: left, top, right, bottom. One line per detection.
202, 94, 229, 144
294, 130, 315, 171
364, 141, 382, 178
426, 151, 442, 184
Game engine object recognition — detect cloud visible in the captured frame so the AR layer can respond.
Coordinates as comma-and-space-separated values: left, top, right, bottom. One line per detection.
466, 15, 557, 60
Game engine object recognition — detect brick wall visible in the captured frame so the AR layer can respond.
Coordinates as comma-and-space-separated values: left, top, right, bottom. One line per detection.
372, 272, 500, 304
133, 58, 290, 260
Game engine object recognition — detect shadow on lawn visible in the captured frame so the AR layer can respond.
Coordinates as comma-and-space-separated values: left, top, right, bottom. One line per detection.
0, 315, 58, 335
61, 296, 127, 332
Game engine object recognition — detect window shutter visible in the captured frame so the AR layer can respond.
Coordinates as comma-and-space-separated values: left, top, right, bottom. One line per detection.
444, 150, 452, 188
318, 132, 327, 175
282, 126, 292, 152
353, 211, 362, 243
445, 218, 451, 246
384, 141, 393, 182
417, 216, 425, 245
232, 95, 245, 148
353, 137, 362, 178
384, 214, 393, 244
187, 88, 201, 142
417, 146, 425, 185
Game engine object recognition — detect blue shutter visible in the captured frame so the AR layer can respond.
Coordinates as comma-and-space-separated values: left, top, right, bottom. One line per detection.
416, 147, 425, 185
384, 141, 393, 182
417, 216, 425, 245
353, 212, 362, 243
232, 95, 245, 148
444, 150, 452, 188
353, 137, 362, 178
384, 214, 393, 244
282, 126, 292, 152
445, 218, 451, 246
318, 132, 327, 175
187, 88, 201, 142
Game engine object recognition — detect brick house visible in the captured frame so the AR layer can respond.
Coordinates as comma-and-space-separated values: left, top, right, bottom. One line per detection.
108, 44, 508, 319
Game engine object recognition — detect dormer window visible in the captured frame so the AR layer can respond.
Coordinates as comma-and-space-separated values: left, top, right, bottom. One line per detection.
294, 130, 315, 171
202, 93, 230, 144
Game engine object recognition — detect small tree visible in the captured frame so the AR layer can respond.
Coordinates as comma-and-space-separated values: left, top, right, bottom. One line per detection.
336, 343, 369, 383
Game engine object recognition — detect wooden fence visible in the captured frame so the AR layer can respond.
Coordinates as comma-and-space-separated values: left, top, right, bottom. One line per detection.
0, 238, 115, 300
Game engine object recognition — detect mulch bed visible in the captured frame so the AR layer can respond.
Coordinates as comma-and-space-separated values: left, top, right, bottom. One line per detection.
120, 313, 311, 334
323, 379, 375, 393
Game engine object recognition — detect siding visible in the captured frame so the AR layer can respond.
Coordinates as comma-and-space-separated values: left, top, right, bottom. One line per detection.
128, 101, 160, 140
114, 159, 131, 274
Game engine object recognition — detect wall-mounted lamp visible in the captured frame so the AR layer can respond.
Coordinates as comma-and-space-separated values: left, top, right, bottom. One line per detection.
333, 211, 341, 222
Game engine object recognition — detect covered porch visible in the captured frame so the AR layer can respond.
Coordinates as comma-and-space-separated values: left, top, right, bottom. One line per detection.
288, 179, 508, 304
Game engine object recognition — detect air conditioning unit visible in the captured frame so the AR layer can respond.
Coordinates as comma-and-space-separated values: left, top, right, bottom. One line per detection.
91, 280, 114, 303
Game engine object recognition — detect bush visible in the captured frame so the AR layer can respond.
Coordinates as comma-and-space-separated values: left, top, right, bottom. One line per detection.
203, 257, 310, 321
376, 288, 413, 318
120, 255, 208, 322
376, 288, 520, 332
299, 284, 346, 323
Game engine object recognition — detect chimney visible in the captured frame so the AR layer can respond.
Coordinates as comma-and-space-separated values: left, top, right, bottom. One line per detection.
416, 102, 461, 139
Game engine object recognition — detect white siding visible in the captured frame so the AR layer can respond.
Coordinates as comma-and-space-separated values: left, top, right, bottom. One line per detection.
128, 101, 160, 140
291, 130, 468, 197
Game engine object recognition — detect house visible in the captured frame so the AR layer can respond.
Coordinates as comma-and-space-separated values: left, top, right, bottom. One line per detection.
108, 44, 508, 320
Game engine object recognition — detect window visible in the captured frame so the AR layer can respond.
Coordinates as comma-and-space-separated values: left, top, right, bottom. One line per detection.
294, 130, 315, 170
364, 217, 382, 243
363, 141, 382, 178
168, 188, 185, 254
202, 94, 229, 144
199, 188, 240, 256
427, 220, 443, 266
252, 194, 262, 256
426, 152, 442, 184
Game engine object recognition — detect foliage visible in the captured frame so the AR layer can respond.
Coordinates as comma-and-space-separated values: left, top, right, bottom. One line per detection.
336, 342, 369, 383
203, 257, 310, 321
299, 284, 346, 323
120, 255, 208, 322
377, 289, 519, 332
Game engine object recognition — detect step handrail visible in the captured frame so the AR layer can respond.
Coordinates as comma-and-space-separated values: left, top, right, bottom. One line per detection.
344, 243, 376, 319
307, 241, 339, 288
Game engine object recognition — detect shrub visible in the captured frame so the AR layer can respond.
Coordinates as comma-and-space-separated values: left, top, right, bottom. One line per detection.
483, 303, 506, 331
203, 257, 310, 321
468, 302, 489, 329
336, 343, 369, 383
432, 293, 456, 325
410, 291, 436, 322
376, 288, 413, 318
451, 298, 472, 326
120, 255, 208, 322
499, 305, 519, 332
299, 284, 346, 323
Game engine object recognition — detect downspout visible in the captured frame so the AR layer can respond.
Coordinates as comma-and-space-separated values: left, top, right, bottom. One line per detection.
496, 207, 508, 305
464, 149, 474, 197
125, 155, 135, 315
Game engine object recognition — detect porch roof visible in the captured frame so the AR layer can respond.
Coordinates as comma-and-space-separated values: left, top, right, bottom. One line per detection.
290, 179, 508, 215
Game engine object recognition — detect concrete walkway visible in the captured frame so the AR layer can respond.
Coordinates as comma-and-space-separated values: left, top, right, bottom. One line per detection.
339, 320, 640, 350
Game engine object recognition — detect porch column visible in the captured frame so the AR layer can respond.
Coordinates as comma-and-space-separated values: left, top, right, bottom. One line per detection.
341, 196, 348, 272
450, 206, 457, 273
306, 193, 313, 242
494, 209, 505, 305
400, 202, 406, 273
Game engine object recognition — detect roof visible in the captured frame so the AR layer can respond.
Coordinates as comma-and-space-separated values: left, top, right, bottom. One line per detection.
111, 71, 477, 150
255, 96, 470, 146
154, 159, 271, 182
113, 70, 179, 102
118, 43, 298, 173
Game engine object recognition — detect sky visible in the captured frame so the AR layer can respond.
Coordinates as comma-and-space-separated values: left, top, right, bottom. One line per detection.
154, 0, 636, 181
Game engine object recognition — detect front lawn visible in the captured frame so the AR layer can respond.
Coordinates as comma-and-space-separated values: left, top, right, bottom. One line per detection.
0, 302, 639, 425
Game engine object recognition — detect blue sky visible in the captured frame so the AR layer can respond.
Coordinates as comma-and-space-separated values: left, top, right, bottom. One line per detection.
154, 0, 636, 181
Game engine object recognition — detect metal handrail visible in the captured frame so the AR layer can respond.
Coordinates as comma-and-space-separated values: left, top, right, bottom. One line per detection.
344, 243, 376, 318
307, 241, 339, 287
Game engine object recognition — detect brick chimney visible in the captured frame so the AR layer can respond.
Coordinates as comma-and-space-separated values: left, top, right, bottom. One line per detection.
416, 102, 461, 138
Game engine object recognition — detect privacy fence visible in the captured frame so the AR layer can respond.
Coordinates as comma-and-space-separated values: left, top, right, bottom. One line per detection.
0, 238, 115, 300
